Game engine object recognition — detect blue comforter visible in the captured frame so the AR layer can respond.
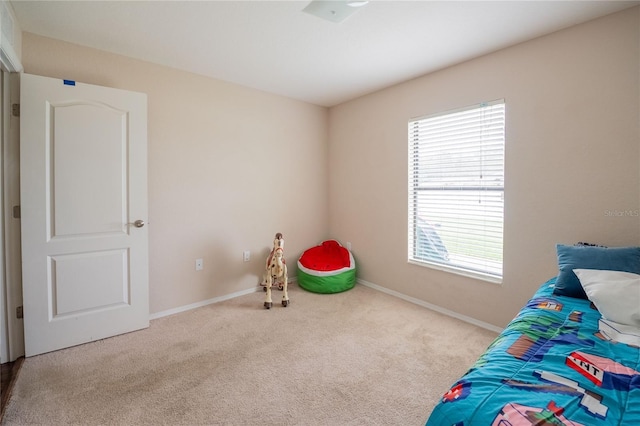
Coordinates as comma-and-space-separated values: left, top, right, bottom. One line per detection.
426, 278, 640, 425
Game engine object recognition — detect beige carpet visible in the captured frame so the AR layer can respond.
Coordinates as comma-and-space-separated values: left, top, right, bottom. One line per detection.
2, 283, 497, 425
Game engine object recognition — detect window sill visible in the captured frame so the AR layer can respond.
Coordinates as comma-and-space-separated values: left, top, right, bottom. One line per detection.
408, 259, 503, 285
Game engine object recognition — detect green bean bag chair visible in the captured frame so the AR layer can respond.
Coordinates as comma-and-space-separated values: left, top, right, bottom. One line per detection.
297, 240, 356, 294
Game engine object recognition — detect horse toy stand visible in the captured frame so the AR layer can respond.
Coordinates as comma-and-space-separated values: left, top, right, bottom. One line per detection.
261, 232, 289, 309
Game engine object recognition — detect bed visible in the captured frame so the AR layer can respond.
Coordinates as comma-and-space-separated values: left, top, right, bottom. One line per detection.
426, 244, 640, 426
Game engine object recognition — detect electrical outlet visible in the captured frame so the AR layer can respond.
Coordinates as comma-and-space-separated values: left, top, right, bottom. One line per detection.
243, 251, 250, 262
195, 258, 203, 271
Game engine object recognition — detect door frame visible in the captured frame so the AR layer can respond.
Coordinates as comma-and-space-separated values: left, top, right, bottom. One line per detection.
1, 70, 22, 362
1, 69, 6, 363
1, 22, 23, 362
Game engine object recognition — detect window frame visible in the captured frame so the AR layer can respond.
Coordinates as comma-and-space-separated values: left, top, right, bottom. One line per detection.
407, 100, 505, 284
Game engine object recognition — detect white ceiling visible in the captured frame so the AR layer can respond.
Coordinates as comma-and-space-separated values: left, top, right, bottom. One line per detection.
10, 0, 639, 107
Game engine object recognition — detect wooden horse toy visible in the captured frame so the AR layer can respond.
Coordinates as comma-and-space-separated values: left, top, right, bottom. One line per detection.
262, 232, 289, 309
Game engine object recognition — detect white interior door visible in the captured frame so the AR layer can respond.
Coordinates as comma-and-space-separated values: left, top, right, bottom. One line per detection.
20, 73, 149, 357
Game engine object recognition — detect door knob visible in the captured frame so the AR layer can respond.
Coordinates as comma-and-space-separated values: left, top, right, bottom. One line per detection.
131, 220, 145, 228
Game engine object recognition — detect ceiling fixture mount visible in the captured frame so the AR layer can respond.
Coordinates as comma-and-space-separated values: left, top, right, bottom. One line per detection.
303, 0, 370, 23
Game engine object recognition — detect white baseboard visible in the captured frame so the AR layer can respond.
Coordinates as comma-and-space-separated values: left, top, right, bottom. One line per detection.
357, 278, 503, 334
149, 277, 503, 335
149, 287, 259, 320
149, 277, 297, 321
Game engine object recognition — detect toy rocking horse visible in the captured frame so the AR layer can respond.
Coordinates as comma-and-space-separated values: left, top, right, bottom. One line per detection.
261, 232, 290, 309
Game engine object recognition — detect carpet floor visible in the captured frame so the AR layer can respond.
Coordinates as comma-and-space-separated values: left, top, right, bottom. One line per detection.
2, 282, 497, 425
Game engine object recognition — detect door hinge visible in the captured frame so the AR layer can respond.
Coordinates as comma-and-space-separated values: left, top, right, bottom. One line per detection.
16, 305, 23, 319
11, 103, 19, 117
12, 205, 20, 219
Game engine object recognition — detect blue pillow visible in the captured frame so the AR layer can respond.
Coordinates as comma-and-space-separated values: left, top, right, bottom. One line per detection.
553, 244, 640, 299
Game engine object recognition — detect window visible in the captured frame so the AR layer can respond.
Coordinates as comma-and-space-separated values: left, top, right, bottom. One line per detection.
408, 100, 505, 281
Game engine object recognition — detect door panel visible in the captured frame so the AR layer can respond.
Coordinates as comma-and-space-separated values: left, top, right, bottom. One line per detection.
21, 73, 149, 357
50, 249, 129, 318
50, 101, 128, 238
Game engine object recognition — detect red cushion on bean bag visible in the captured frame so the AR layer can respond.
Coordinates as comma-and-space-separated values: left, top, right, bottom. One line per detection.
298, 240, 351, 272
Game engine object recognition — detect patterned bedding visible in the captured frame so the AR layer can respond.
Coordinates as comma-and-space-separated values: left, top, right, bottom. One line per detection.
426, 278, 640, 425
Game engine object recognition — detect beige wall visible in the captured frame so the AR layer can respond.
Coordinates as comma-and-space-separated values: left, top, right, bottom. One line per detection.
328, 7, 640, 327
21, 33, 330, 314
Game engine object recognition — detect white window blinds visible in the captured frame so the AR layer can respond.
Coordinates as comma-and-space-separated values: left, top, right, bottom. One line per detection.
408, 100, 505, 281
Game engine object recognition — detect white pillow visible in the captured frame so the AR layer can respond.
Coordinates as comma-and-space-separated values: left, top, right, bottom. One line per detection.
573, 269, 640, 327
598, 318, 640, 346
